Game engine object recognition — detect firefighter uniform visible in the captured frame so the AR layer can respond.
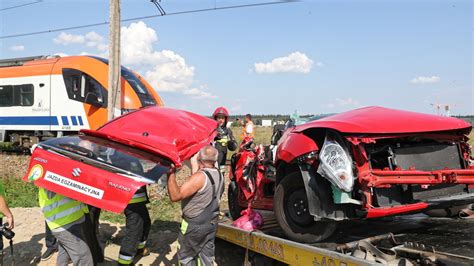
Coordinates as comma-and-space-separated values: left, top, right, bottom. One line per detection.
214, 127, 236, 168
39, 188, 93, 265
118, 186, 151, 265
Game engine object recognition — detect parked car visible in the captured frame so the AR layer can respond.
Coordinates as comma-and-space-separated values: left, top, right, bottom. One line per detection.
229, 106, 474, 243
23, 107, 217, 213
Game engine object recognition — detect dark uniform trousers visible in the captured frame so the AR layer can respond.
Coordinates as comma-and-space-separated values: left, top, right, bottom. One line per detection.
118, 202, 151, 265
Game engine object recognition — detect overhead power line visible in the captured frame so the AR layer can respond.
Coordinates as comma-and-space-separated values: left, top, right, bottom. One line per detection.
0, 1, 296, 39
151, 0, 166, 16
0, 0, 42, 11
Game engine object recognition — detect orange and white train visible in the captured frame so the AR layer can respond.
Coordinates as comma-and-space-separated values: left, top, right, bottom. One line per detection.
0, 55, 164, 145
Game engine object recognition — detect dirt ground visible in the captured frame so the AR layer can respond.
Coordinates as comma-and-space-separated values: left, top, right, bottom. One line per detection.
3, 207, 245, 266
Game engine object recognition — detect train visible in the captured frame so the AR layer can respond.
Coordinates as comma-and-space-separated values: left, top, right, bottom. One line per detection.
0, 55, 164, 148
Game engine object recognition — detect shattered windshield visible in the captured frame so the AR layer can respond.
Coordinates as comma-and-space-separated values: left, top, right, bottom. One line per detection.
39, 136, 171, 183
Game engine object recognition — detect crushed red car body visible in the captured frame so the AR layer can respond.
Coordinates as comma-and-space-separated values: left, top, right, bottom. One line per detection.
23, 107, 217, 213
229, 106, 474, 243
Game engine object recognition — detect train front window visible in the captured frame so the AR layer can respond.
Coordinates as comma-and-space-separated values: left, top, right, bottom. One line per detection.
63, 68, 107, 108
121, 68, 148, 95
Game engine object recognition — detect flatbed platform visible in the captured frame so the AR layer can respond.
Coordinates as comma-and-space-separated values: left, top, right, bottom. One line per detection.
217, 211, 474, 265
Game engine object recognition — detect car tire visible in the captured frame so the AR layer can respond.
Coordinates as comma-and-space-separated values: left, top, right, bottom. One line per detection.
274, 172, 337, 243
228, 180, 244, 220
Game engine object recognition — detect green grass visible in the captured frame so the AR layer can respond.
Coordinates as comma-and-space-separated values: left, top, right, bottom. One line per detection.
0, 142, 13, 149
2, 178, 38, 208
469, 132, 474, 147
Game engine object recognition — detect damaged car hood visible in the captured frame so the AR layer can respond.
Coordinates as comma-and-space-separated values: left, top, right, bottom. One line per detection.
82, 107, 218, 167
294, 106, 472, 135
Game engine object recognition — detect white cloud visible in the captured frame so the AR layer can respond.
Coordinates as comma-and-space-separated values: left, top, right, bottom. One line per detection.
53, 32, 85, 45
53, 52, 68, 57
183, 87, 217, 99
254, 52, 317, 74
53, 31, 108, 52
325, 98, 360, 109
120, 22, 215, 98
52, 22, 215, 99
9, 45, 25, 51
410, 75, 441, 84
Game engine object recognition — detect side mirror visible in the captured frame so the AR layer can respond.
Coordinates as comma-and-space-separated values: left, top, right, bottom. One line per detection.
85, 93, 103, 107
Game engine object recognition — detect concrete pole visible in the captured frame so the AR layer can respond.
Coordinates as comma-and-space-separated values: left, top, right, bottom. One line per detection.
107, 0, 121, 121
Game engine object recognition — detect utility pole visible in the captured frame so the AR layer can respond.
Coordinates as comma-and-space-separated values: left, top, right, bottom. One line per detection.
107, 0, 121, 121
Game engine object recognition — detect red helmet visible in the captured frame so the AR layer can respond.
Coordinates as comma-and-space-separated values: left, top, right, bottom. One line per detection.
212, 107, 229, 119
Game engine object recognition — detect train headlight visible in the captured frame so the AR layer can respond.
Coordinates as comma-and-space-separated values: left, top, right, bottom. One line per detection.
317, 136, 355, 192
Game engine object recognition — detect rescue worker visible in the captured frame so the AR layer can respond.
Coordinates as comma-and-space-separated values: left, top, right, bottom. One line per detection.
167, 145, 224, 266
240, 114, 255, 140
113, 153, 151, 265
77, 139, 105, 264
212, 107, 237, 172
0, 182, 14, 265
39, 188, 93, 265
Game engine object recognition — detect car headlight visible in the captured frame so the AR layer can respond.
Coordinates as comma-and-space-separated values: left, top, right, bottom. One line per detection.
317, 135, 354, 192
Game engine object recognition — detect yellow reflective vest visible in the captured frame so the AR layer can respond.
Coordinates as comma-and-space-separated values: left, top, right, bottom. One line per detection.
0, 183, 6, 218
38, 188, 88, 230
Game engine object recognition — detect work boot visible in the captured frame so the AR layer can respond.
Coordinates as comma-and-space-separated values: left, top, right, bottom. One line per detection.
135, 247, 151, 258
41, 247, 58, 261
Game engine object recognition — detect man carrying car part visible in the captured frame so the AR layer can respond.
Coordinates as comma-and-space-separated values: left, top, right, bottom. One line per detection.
38, 188, 93, 265
112, 153, 151, 266
167, 145, 224, 266
212, 107, 237, 173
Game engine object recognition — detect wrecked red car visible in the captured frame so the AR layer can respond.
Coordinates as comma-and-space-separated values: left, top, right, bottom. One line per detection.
229, 106, 474, 243
23, 107, 217, 213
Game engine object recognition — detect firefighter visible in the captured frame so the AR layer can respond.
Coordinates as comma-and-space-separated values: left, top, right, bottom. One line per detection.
39, 188, 93, 265
212, 107, 237, 172
167, 145, 224, 266
114, 154, 151, 265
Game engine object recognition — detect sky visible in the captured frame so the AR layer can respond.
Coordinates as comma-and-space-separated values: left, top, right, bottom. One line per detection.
0, 0, 472, 116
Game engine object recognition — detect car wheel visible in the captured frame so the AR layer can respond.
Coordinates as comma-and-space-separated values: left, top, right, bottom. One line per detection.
274, 172, 337, 243
228, 180, 244, 220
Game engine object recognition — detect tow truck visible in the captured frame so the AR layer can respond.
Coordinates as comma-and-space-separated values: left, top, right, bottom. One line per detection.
216, 210, 474, 265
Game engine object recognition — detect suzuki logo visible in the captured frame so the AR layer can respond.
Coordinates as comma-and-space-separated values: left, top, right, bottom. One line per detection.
72, 168, 82, 177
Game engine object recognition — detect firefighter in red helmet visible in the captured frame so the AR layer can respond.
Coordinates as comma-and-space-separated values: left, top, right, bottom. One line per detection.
212, 107, 237, 172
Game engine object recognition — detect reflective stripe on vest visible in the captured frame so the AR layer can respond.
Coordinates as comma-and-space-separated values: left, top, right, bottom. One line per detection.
39, 188, 86, 230
118, 254, 133, 264
215, 136, 229, 146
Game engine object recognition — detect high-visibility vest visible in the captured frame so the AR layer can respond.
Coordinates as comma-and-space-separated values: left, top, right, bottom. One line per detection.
0, 183, 6, 219
39, 188, 87, 230
215, 135, 229, 146
241, 121, 255, 139
129, 186, 148, 204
